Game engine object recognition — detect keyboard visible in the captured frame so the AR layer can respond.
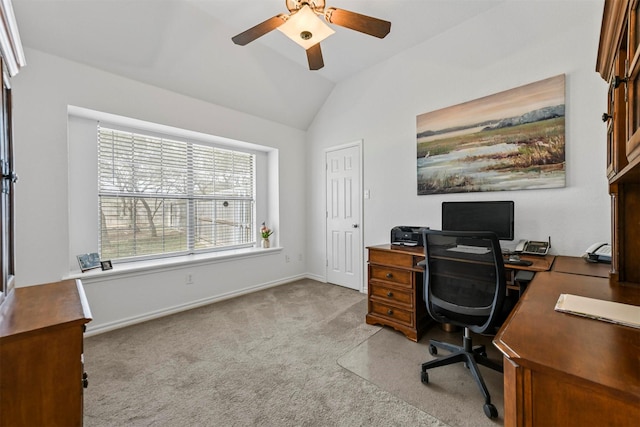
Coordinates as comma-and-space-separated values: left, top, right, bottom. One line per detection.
448, 245, 491, 255
504, 258, 533, 266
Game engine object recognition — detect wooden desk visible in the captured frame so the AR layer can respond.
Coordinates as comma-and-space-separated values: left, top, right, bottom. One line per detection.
503, 254, 555, 294
365, 245, 554, 341
504, 254, 555, 272
493, 272, 640, 426
552, 255, 611, 278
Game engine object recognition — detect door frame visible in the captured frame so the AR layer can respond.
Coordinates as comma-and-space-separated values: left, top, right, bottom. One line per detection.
324, 140, 365, 293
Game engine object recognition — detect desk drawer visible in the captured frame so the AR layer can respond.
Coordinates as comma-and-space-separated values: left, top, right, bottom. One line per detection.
370, 283, 413, 306
370, 301, 413, 326
369, 266, 412, 287
369, 249, 418, 268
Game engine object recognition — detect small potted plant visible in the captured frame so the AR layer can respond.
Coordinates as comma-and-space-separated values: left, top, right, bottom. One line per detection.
260, 222, 273, 248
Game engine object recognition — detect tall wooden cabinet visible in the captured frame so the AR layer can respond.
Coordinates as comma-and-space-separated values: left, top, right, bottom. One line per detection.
0, 280, 92, 426
0, 18, 19, 306
597, 0, 640, 286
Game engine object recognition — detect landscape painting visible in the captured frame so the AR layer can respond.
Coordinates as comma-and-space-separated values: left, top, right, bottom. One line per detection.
417, 75, 565, 195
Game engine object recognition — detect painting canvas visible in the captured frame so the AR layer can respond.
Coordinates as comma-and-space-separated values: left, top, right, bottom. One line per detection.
417, 75, 565, 195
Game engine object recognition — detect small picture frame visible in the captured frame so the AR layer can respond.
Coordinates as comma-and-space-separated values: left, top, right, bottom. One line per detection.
100, 260, 113, 271
77, 252, 101, 272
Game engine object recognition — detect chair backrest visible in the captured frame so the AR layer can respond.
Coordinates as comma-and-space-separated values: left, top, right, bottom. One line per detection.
422, 229, 507, 334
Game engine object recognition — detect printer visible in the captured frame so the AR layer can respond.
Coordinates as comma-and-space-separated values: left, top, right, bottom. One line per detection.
391, 226, 427, 247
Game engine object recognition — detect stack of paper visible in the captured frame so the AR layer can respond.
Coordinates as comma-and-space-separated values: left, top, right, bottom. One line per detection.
555, 294, 640, 329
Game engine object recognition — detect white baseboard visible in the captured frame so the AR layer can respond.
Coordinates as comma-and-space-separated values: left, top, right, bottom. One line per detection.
85, 273, 310, 336
305, 272, 326, 283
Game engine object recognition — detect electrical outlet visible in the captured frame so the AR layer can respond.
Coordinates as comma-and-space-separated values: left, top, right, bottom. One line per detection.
285, 255, 290, 263
185, 273, 193, 285
298, 253, 303, 262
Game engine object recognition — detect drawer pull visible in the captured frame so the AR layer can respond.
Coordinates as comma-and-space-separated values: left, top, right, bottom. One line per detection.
387, 291, 393, 297
386, 273, 393, 279
387, 309, 394, 315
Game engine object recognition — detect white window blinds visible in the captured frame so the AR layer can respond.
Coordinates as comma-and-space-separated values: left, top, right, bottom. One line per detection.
98, 126, 255, 261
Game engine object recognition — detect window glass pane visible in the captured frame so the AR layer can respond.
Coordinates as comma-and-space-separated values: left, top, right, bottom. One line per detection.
192, 145, 254, 197
98, 129, 189, 196
194, 199, 253, 250
100, 196, 189, 259
636, 3, 640, 53
98, 126, 256, 261
634, 74, 640, 132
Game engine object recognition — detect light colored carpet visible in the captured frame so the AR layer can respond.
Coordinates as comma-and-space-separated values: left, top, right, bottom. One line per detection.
83, 280, 447, 426
338, 326, 505, 427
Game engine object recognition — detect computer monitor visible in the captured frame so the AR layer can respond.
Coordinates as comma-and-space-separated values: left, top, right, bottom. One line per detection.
442, 201, 515, 241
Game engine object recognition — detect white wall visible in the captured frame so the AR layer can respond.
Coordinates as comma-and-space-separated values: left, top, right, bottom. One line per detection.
306, 1, 609, 285
9, 0, 610, 332
12, 48, 308, 333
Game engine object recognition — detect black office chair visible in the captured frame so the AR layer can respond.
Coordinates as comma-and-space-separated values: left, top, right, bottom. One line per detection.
419, 229, 512, 419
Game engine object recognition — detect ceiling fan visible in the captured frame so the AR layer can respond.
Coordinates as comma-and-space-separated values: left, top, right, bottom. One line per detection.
231, 0, 391, 70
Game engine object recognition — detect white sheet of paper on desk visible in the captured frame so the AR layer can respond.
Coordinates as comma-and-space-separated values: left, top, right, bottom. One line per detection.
555, 294, 640, 329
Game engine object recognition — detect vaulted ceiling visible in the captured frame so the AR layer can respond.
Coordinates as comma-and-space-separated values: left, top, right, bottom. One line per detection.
13, 0, 503, 130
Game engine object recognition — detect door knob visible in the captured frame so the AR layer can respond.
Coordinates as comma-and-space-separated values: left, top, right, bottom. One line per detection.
352, 224, 359, 228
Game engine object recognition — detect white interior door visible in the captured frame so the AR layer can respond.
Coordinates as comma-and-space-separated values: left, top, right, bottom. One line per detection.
325, 143, 362, 291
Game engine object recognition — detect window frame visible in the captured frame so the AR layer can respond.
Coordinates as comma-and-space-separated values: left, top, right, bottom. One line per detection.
97, 126, 257, 262
67, 107, 275, 272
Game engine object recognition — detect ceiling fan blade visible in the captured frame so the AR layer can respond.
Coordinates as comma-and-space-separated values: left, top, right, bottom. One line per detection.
326, 8, 391, 39
232, 15, 286, 46
306, 43, 324, 70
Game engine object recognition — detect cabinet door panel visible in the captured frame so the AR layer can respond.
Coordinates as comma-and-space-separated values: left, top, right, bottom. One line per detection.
1, 327, 83, 426
530, 370, 640, 427
0, 66, 15, 303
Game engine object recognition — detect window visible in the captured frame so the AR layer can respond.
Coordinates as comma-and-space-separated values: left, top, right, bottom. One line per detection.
98, 126, 255, 261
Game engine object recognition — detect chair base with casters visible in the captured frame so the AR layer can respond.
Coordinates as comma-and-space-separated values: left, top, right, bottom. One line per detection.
420, 327, 502, 419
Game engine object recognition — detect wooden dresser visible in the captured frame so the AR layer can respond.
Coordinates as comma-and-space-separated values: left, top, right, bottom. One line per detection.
0, 279, 92, 427
366, 244, 429, 341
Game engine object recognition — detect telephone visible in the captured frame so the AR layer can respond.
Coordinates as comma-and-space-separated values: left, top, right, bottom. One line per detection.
584, 242, 612, 263
515, 239, 550, 255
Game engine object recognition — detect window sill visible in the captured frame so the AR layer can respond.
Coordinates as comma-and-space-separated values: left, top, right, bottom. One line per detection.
64, 246, 283, 283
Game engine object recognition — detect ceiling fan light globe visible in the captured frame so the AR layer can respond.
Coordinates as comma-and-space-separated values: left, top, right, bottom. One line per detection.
278, 4, 334, 50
